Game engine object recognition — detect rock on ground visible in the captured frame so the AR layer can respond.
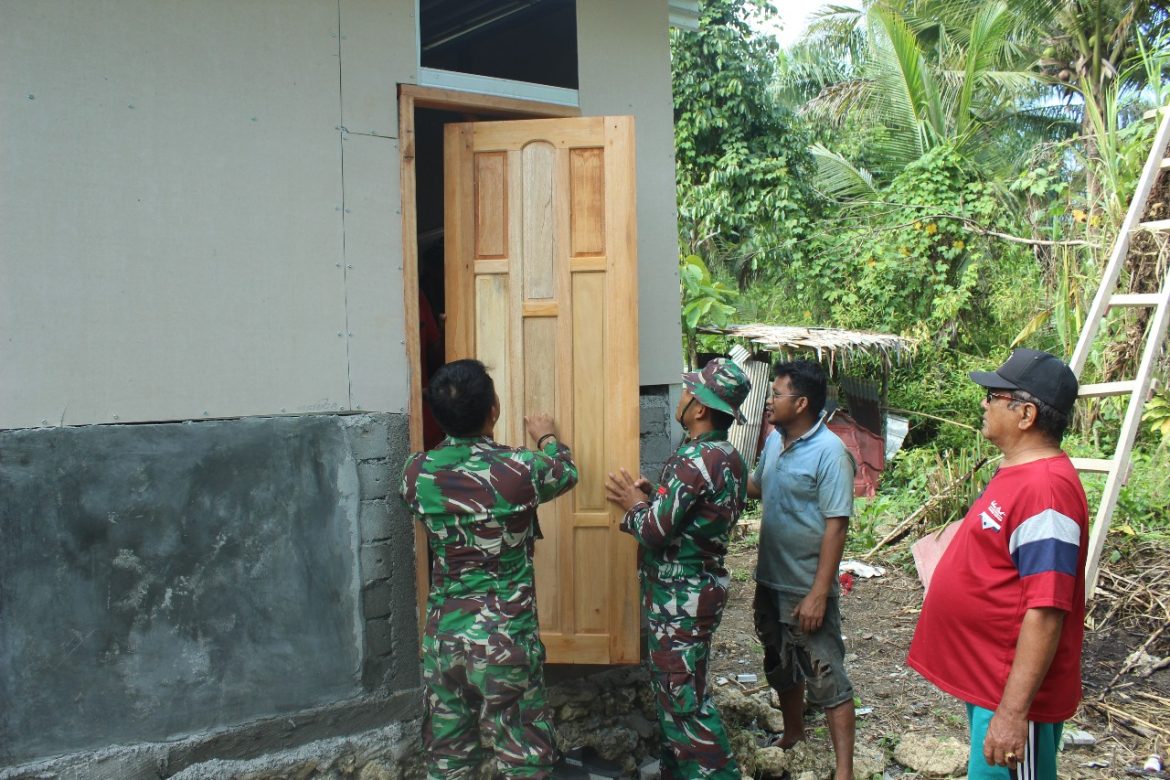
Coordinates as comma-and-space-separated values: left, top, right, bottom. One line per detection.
893, 732, 969, 777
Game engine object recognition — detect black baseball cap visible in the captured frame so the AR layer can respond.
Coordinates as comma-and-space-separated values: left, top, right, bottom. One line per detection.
969, 348, 1079, 415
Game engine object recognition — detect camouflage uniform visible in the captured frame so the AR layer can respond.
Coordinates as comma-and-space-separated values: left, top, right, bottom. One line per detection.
619, 359, 750, 780
400, 434, 578, 780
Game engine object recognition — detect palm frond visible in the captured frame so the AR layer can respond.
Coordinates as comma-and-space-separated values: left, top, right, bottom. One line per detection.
809, 143, 879, 200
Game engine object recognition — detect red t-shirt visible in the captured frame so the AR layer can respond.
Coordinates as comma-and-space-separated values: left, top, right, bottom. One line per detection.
907, 454, 1088, 722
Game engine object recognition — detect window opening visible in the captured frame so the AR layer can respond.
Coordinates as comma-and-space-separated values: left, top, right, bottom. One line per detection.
419, 0, 577, 90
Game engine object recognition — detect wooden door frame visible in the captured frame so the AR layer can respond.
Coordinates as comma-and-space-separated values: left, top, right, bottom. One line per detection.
398, 84, 581, 628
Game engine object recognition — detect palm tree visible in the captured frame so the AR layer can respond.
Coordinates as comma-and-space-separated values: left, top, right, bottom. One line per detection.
780, 0, 1074, 198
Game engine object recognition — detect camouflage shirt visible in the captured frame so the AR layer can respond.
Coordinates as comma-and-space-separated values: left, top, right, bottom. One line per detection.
621, 431, 747, 613
400, 435, 578, 664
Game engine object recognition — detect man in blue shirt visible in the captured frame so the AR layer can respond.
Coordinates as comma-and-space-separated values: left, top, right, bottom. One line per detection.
748, 360, 856, 780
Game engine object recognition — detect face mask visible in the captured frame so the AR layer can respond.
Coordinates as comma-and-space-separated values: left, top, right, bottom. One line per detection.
675, 396, 696, 431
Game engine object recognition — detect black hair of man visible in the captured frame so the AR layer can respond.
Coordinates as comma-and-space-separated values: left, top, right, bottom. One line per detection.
773, 359, 828, 417
708, 408, 735, 432
425, 359, 495, 437
1010, 389, 1071, 444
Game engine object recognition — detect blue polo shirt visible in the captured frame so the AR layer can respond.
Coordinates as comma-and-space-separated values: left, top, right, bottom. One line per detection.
753, 413, 855, 597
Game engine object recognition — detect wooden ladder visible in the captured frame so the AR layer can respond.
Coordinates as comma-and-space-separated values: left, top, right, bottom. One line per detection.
1069, 105, 1170, 598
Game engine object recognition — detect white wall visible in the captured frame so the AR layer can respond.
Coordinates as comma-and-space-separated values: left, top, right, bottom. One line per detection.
578, 0, 684, 387
0, 0, 415, 428
0, 0, 682, 429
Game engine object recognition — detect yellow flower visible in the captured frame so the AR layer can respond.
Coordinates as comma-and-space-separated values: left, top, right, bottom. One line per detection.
924, 222, 938, 235
803, 310, 812, 319
953, 240, 965, 250
1089, 213, 1101, 227
1072, 208, 1087, 223
912, 221, 922, 231
899, 246, 910, 256
866, 256, 876, 267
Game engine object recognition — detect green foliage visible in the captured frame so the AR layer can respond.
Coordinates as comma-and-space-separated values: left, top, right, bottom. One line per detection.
669, 0, 1170, 546
775, 146, 1016, 340
680, 254, 739, 367
1143, 392, 1170, 444
671, 0, 822, 285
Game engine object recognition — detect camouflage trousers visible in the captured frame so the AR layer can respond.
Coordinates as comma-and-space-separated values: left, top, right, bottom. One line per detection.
646, 582, 740, 780
422, 636, 558, 779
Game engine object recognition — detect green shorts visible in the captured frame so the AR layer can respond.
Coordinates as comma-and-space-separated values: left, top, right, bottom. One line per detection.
752, 584, 854, 709
966, 703, 1063, 780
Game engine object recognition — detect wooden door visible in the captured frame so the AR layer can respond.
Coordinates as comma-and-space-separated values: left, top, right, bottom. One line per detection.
443, 116, 640, 664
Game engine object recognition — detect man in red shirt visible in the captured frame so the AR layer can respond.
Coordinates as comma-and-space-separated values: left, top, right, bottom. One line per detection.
907, 349, 1088, 780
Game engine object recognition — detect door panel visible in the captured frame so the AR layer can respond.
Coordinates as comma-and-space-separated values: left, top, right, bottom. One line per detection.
443, 116, 640, 664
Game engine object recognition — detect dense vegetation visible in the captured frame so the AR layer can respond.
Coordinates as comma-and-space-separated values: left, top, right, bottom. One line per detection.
672, 0, 1170, 555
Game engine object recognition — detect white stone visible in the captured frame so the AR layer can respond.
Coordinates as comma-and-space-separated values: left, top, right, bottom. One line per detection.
893, 733, 968, 777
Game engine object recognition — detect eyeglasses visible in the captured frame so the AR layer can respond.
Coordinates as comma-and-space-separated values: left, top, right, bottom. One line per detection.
985, 390, 1017, 405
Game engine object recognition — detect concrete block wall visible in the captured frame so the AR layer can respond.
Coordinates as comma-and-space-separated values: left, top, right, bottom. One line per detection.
639, 385, 676, 482
340, 415, 419, 691
0, 413, 420, 779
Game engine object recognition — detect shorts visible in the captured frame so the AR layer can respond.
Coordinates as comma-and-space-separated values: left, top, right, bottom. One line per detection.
966, 703, 1063, 780
752, 583, 854, 709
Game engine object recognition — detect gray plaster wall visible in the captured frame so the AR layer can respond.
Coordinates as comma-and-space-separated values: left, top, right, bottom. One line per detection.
0, 413, 419, 774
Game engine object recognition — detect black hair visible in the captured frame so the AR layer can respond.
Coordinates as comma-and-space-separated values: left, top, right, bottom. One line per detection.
708, 408, 735, 431
424, 359, 495, 437
773, 359, 828, 417
1010, 389, 1070, 443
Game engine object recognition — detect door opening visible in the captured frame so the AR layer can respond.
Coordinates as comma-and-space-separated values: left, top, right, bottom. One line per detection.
398, 85, 580, 638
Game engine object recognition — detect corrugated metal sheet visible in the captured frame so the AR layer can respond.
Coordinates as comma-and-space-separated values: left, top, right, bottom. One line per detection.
728, 350, 770, 468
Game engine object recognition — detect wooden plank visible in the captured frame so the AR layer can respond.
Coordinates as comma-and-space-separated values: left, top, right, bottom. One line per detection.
571, 272, 607, 512
553, 141, 577, 641
526, 316, 561, 633
472, 117, 607, 151
400, 91, 429, 641
400, 84, 581, 119
603, 116, 641, 664
474, 152, 507, 259
1078, 381, 1137, 398
1110, 293, 1161, 307
574, 527, 610, 633
1137, 218, 1170, 232
523, 301, 560, 317
540, 634, 612, 664
568, 257, 608, 272
476, 274, 511, 445
444, 123, 476, 362
1071, 457, 1115, 473
571, 513, 612, 527
569, 147, 605, 256
522, 141, 557, 300
473, 259, 509, 275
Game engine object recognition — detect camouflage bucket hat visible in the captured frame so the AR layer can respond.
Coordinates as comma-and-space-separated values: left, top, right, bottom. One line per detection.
681, 358, 752, 425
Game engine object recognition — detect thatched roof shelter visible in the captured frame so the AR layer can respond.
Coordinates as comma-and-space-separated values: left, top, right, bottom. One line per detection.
700, 323, 914, 374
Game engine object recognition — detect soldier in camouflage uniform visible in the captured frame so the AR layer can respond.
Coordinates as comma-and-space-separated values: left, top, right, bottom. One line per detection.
605, 358, 751, 780
400, 359, 578, 780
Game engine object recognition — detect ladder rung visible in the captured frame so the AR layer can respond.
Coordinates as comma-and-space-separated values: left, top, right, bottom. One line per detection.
1110, 293, 1162, 307
1144, 106, 1170, 120
1078, 381, 1137, 398
1137, 219, 1170, 232
1071, 457, 1116, 473
1162, 157, 1170, 169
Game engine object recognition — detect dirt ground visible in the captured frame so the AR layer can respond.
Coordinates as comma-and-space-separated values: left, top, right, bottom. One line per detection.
709, 534, 1170, 778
